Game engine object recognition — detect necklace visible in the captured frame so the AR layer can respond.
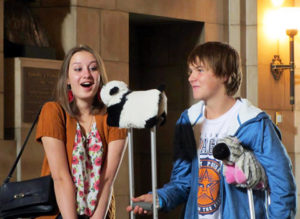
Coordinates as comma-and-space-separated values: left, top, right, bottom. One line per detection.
79, 115, 94, 144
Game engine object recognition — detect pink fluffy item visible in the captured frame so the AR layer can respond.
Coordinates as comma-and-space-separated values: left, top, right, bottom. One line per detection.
223, 163, 247, 185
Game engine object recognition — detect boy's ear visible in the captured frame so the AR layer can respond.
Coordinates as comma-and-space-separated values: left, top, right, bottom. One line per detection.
222, 75, 229, 83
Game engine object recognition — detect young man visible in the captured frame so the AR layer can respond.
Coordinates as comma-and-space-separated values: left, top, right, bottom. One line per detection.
127, 42, 297, 218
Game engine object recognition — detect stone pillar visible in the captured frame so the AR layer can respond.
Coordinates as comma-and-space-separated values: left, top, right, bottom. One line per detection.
228, 0, 247, 100
228, 0, 258, 104
74, 7, 130, 218
228, 0, 242, 97
245, 1, 258, 105
75, 8, 130, 218
99, 10, 129, 219
100, 10, 129, 83
4, 58, 62, 180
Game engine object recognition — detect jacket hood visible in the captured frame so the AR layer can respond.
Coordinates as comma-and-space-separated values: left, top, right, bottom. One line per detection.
173, 98, 275, 162
186, 98, 269, 132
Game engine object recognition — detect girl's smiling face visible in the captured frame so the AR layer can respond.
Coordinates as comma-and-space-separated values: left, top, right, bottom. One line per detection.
67, 51, 100, 103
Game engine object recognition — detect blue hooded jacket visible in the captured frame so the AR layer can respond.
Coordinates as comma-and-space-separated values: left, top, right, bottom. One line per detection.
157, 99, 297, 219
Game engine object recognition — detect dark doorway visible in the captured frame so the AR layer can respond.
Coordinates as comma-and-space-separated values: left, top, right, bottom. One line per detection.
129, 13, 203, 219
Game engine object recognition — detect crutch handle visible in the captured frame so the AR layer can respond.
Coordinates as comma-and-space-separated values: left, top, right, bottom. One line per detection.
131, 202, 153, 211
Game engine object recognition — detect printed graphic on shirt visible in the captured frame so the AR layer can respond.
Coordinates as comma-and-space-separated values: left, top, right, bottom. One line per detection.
197, 100, 241, 218
198, 158, 221, 216
199, 136, 217, 155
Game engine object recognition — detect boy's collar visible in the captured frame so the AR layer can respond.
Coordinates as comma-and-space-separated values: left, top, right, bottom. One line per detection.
187, 100, 205, 126
187, 98, 265, 127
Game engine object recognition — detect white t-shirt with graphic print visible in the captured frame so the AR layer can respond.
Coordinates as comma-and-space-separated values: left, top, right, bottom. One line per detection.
197, 100, 242, 219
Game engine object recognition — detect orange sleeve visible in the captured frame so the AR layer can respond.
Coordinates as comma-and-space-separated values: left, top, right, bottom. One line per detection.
97, 113, 127, 145
35, 102, 66, 143
107, 126, 127, 143
102, 112, 127, 143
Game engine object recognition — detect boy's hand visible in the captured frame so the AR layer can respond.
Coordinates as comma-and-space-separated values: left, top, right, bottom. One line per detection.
126, 194, 153, 215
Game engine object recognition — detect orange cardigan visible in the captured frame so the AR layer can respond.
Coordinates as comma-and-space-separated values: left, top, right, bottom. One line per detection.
35, 102, 127, 219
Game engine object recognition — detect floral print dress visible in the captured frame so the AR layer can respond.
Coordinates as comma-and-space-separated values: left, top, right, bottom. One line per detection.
72, 122, 104, 216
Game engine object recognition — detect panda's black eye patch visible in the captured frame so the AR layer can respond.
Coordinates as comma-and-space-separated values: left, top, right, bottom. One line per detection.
110, 87, 119, 95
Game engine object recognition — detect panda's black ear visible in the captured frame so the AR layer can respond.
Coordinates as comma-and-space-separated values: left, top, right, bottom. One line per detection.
110, 86, 119, 95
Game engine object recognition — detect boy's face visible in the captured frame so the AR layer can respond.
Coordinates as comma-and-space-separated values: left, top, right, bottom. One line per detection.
188, 59, 226, 102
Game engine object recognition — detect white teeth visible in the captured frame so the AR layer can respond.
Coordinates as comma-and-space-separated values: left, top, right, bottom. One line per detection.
81, 82, 93, 87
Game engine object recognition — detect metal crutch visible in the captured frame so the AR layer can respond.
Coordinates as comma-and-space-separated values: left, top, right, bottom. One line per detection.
129, 126, 159, 219
150, 126, 158, 219
128, 128, 136, 219
247, 188, 255, 219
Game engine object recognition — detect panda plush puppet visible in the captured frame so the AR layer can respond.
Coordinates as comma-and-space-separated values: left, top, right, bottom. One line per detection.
100, 80, 167, 129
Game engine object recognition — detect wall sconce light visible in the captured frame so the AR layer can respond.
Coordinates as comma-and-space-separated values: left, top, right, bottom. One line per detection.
270, 29, 297, 105
267, 7, 300, 105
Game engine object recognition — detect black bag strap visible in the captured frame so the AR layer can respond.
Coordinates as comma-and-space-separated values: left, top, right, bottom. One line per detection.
3, 103, 67, 184
3, 107, 42, 184
2, 102, 67, 184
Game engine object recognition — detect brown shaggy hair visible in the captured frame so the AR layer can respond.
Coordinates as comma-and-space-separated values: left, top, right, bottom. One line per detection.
187, 41, 242, 96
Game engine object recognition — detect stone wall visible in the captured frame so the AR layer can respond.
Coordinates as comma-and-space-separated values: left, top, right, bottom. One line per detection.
26, 1, 229, 219
2, 0, 299, 218
1, 0, 231, 218
257, 0, 300, 216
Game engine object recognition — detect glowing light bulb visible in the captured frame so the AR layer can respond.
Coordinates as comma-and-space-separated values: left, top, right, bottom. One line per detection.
271, 0, 284, 7
264, 7, 300, 39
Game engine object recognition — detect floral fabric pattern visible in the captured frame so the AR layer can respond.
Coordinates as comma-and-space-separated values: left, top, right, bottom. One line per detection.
72, 122, 104, 216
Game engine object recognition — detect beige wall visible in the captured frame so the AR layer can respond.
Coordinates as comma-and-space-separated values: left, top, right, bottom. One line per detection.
2, 0, 298, 218
6, 0, 289, 218
257, 0, 299, 216
30, 0, 228, 59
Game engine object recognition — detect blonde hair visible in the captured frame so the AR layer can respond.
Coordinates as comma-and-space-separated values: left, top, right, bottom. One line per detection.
55, 45, 108, 116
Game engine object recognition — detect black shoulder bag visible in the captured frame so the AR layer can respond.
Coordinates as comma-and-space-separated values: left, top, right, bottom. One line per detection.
0, 108, 58, 218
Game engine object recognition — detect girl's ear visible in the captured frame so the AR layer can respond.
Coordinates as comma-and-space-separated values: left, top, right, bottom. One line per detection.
66, 77, 71, 85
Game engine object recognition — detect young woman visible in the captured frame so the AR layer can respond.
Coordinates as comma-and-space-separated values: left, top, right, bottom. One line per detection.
36, 45, 127, 219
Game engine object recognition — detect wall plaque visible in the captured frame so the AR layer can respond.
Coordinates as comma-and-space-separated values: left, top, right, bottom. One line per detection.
23, 67, 58, 123
4, 58, 62, 137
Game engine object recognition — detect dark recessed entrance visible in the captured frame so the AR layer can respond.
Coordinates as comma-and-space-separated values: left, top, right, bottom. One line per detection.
129, 13, 203, 218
